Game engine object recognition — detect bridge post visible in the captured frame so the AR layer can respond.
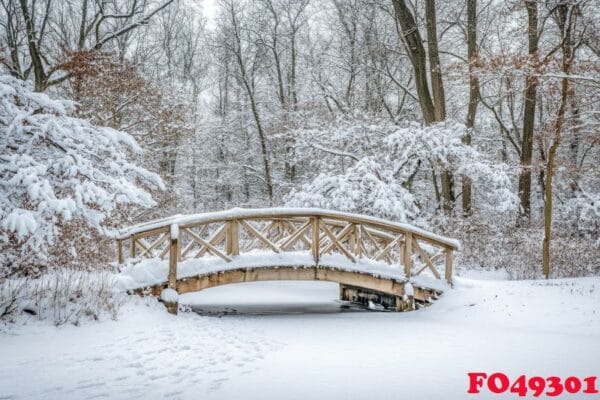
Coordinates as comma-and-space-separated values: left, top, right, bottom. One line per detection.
166, 224, 179, 315
311, 217, 320, 265
130, 237, 136, 258
226, 220, 239, 256
444, 249, 453, 285
403, 233, 412, 278
353, 224, 362, 258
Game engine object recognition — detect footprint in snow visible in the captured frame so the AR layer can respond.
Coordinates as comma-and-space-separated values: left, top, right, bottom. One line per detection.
207, 378, 228, 393
148, 374, 168, 380
208, 369, 228, 374
164, 390, 184, 398
76, 382, 105, 390
84, 393, 110, 399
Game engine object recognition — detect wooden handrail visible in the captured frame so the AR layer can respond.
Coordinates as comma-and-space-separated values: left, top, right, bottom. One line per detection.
117, 208, 459, 249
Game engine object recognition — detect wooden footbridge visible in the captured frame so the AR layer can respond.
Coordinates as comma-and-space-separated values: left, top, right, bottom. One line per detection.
116, 208, 459, 314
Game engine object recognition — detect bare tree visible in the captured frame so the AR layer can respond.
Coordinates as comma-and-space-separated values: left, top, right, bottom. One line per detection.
1, 0, 174, 91
542, 1, 581, 278
219, 0, 274, 202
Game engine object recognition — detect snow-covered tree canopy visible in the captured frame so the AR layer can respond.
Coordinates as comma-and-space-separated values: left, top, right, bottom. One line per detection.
286, 118, 518, 223
0, 74, 164, 267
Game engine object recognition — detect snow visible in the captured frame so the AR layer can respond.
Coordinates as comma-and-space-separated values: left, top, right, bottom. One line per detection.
0, 74, 163, 267
1, 208, 38, 238
116, 207, 461, 250
286, 119, 518, 223
1, 276, 599, 399
367, 300, 386, 310
160, 288, 179, 302
116, 251, 451, 292
170, 223, 179, 240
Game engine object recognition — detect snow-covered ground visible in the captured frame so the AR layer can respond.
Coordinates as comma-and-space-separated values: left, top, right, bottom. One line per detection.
1, 273, 599, 399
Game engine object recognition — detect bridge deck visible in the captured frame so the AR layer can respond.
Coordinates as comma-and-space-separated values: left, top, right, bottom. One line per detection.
118, 251, 446, 293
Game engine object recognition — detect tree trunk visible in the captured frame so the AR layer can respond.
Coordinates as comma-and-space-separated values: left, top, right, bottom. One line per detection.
229, 3, 274, 203
463, 0, 479, 216
392, 0, 454, 214
18, 0, 47, 92
248, 92, 274, 202
518, 0, 539, 222
424, 0, 445, 121
263, 3, 286, 109
238, 68, 274, 202
290, 32, 299, 110
542, 3, 573, 279
391, 0, 436, 124
272, 46, 287, 108
424, 0, 454, 214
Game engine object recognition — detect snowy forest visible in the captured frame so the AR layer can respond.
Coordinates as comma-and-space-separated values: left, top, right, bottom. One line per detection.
1, 1, 600, 398
1, 0, 599, 321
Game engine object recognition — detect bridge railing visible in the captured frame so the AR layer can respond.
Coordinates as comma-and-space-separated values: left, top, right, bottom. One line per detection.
115, 208, 459, 289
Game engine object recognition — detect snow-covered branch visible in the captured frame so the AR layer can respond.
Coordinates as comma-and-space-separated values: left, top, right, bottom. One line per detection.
287, 120, 518, 223
0, 74, 164, 269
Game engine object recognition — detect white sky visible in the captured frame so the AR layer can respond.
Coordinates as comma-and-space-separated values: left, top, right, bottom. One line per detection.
198, 0, 217, 27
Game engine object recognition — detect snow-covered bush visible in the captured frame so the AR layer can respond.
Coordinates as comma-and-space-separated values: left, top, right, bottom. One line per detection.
384, 121, 517, 214
0, 270, 123, 327
287, 119, 517, 223
562, 189, 600, 238
287, 158, 419, 222
0, 74, 164, 274
446, 219, 600, 279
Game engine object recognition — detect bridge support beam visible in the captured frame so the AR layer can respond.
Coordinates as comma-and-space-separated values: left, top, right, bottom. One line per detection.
403, 233, 412, 278
166, 225, 180, 315
395, 296, 415, 312
444, 249, 454, 285
138, 267, 441, 314
339, 283, 413, 311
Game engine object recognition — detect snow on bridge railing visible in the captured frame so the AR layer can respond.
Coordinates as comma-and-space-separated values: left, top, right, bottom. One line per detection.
117, 208, 460, 249
115, 207, 459, 289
